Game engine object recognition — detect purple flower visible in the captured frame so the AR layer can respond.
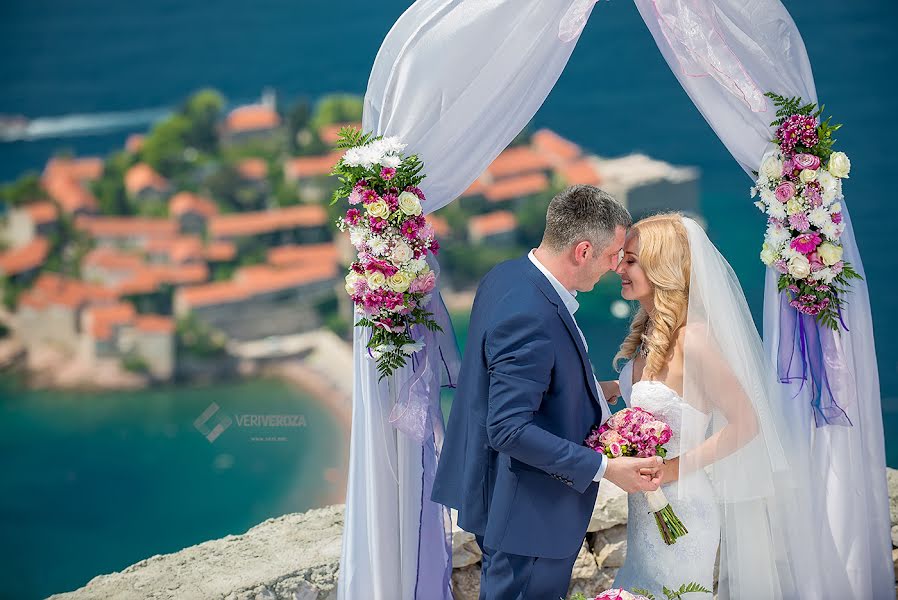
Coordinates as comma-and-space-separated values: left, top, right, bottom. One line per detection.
382, 193, 399, 211
788, 213, 810, 232
362, 189, 380, 205
400, 219, 419, 240
380, 167, 396, 181
831, 261, 844, 275
803, 181, 822, 207
404, 185, 426, 201
831, 212, 843, 224
345, 208, 361, 225
793, 153, 821, 170
774, 259, 789, 274
348, 188, 363, 205
369, 216, 387, 233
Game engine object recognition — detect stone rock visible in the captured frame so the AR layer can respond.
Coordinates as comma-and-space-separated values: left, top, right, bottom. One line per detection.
451, 564, 481, 600
594, 524, 628, 569
567, 541, 604, 598
48, 504, 345, 600
892, 525, 898, 549
451, 509, 482, 568
893, 548, 898, 584
589, 481, 628, 532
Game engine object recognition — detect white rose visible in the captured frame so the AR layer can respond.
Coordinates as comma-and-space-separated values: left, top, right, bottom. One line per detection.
786, 198, 803, 215
761, 153, 783, 179
387, 271, 411, 293
397, 191, 422, 216
366, 199, 390, 219
828, 152, 851, 178
799, 168, 818, 184
760, 243, 777, 266
817, 242, 843, 266
788, 254, 811, 279
367, 271, 386, 289
391, 241, 413, 264
344, 272, 360, 295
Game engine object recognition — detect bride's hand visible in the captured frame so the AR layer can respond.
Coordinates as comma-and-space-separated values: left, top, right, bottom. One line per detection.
659, 456, 680, 484
599, 380, 621, 405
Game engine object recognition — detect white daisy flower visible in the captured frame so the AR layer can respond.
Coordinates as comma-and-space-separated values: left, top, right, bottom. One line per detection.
808, 206, 831, 229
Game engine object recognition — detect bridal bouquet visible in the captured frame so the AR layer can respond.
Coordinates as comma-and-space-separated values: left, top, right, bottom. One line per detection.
752, 92, 862, 330
585, 408, 687, 545
332, 127, 442, 379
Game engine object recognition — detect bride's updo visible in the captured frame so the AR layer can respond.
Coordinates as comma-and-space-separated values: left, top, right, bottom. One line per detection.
613, 213, 691, 379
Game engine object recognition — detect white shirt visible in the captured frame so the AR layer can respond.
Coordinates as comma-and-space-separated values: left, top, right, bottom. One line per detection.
528, 249, 609, 482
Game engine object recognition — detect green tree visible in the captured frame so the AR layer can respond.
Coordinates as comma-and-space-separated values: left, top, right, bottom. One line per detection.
309, 94, 363, 133
0, 172, 47, 207
286, 97, 312, 154
140, 113, 194, 177
181, 89, 225, 154
91, 150, 135, 215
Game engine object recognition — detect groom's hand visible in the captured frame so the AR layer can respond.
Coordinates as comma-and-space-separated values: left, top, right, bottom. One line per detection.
603, 456, 663, 493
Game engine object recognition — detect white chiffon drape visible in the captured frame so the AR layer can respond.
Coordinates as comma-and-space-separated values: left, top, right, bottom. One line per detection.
338, 2, 598, 598
339, 1, 893, 598
632, 1, 893, 596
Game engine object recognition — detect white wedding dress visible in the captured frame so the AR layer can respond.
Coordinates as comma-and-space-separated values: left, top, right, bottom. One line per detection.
612, 359, 719, 598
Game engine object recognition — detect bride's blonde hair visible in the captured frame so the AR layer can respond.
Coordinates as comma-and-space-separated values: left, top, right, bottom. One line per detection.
613, 213, 691, 379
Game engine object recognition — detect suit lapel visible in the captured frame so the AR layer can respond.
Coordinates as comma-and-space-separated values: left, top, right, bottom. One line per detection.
521, 256, 601, 407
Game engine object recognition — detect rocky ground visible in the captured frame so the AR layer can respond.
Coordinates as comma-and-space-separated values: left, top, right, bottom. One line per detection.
51, 469, 898, 600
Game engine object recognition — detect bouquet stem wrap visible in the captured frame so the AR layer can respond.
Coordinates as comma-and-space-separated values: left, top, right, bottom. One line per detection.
645, 488, 688, 546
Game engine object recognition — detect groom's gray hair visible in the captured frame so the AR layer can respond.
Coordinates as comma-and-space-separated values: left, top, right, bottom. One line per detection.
542, 185, 632, 253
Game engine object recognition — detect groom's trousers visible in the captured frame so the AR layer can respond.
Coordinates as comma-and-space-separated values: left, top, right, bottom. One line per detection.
474, 534, 580, 600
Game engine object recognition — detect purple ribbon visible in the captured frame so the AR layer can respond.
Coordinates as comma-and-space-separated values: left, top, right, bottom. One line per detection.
777, 293, 854, 427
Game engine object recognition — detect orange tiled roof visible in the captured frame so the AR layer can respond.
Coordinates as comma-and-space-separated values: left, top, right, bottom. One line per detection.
43, 157, 104, 182
204, 241, 237, 262
24, 201, 58, 225
225, 104, 281, 133
483, 172, 550, 203
266, 243, 338, 268
237, 158, 268, 180
20, 273, 118, 310
125, 133, 145, 154
0, 238, 50, 276
178, 262, 338, 309
556, 158, 602, 186
426, 215, 450, 238
76, 216, 178, 240
115, 269, 161, 296
85, 301, 136, 340
531, 129, 582, 164
82, 247, 145, 272
42, 172, 98, 213
168, 192, 218, 218
115, 262, 210, 296
125, 163, 170, 196
134, 314, 175, 334
145, 236, 204, 264
319, 122, 361, 145
284, 151, 342, 180
468, 210, 518, 238
208, 205, 327, 238
486, 146, 554, 180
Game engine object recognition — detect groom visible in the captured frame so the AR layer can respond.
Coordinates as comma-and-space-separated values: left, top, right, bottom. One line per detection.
432, 185, 663, 600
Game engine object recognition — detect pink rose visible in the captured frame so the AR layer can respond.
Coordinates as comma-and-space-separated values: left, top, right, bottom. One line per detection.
410, 271, 437, 294
793, 153, 821, 170
774, 181, 796, 202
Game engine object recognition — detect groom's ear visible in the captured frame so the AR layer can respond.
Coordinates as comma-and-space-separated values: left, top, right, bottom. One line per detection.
572, 240, 591, 264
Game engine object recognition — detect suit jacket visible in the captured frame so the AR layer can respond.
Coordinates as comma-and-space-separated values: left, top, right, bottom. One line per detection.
431, 254, 607, 559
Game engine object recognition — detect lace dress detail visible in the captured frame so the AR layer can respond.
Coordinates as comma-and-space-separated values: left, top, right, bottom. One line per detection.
612, 360, 719, 598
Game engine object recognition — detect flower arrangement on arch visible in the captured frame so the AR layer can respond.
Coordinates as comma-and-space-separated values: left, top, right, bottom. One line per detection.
332, 127, 442, 380
752, 92, 862, 329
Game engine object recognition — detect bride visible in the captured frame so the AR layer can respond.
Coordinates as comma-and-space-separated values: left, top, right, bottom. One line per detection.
604, 213, 848, 599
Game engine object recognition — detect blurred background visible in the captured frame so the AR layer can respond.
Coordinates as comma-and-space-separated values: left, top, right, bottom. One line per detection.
0, 1, 895, 598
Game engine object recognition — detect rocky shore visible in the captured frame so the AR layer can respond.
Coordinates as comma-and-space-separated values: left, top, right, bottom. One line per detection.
49, 468, 898, 600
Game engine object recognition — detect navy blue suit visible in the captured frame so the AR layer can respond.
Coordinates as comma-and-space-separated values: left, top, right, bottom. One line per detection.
432, 254, 607, 599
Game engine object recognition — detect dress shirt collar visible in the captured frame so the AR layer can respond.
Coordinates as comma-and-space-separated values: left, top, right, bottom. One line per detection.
528, 249, 579, 315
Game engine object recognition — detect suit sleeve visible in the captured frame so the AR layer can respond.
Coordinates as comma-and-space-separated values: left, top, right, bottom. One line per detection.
484, 311, 604, 493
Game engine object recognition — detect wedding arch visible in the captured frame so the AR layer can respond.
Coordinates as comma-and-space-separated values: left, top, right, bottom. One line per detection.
336, 1, 893, 598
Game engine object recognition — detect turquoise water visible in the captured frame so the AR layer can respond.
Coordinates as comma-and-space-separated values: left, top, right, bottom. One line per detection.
0, 376, 345, 599
1, 1, 896, 597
